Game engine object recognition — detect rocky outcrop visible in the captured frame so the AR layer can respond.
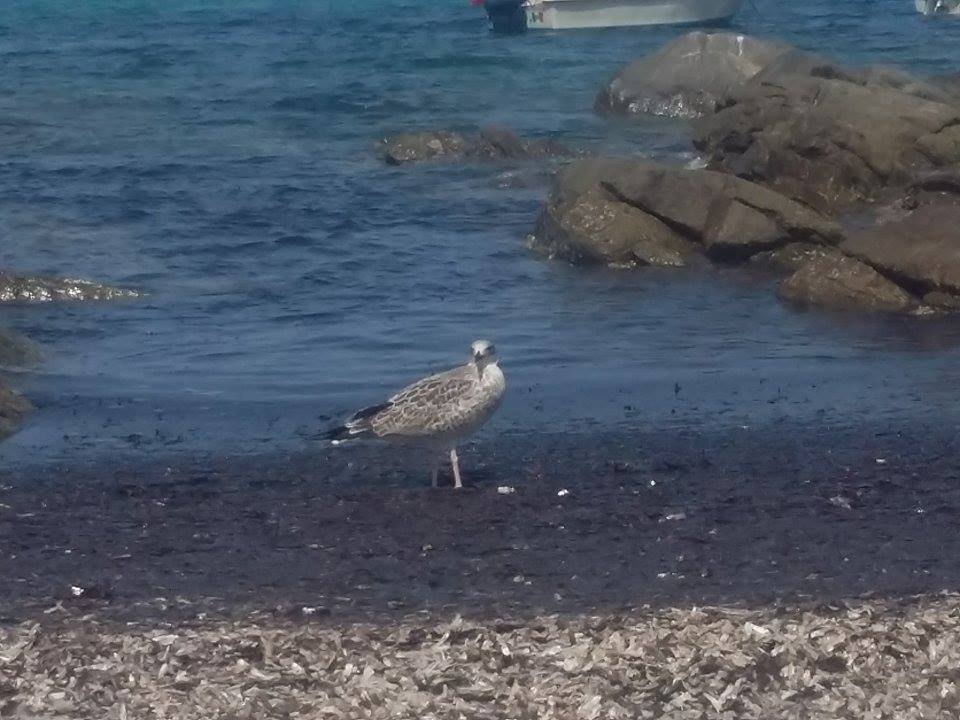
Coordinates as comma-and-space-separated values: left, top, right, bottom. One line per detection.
577, 34, 960, 317
693, 49, 960, 212
595, 32, 794, 119
529, 158, 843, 267
380, 126, 574, 165
0, 272, 140, 304
779, 252, 918, 313
842, 204, 960, 296
528, 158, 960, 316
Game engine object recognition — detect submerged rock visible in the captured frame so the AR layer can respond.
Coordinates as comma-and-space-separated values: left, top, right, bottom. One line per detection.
0, 381, 31, 441
0, 271, 141, 304
694, 50, 960, 212
779, 252, 918, 314
380, 125, 574, 165
380, 130, 471, 164
596, 32, 793, 118
529, 157, 842, 267
0, 328, 41, 368
0, 328, 38, 441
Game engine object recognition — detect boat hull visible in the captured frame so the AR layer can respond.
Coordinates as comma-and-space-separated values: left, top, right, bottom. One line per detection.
915, 0, 960, 14
523, 0, 746, 29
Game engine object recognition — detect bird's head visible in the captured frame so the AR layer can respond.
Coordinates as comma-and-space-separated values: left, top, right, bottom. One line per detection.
471, 339, 498, 368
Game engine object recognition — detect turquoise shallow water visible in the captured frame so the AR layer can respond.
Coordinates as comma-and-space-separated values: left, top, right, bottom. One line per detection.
2, 0, 960, 466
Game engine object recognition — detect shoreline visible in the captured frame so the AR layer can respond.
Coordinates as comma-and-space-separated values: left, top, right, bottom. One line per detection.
3, 418, 960, 626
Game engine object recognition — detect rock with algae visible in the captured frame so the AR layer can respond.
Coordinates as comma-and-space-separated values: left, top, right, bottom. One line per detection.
0, 271, 141, 304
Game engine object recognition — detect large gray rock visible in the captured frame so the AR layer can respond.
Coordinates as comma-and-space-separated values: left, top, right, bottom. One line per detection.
531, 187, 700, 267
779, 252, 918, 313
694, 51, 960, 212
381, 125, 574, 165
596, 32, 794, 118
842, 204, 960, 295
529, 158, 843, 267
599, 160, 843, 258
0, 271, 140, 303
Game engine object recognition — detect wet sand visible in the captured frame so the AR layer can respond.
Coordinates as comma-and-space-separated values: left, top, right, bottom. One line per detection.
3, 419, 960, 624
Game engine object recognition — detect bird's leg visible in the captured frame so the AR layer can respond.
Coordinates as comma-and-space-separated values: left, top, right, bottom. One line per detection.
450, 447, 463, 489
430, 457, 440, 489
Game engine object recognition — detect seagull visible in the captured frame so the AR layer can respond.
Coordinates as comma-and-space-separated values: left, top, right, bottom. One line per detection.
327, 340, 506, 488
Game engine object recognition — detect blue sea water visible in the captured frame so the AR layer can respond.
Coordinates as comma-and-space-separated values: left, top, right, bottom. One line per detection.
2, 0, 960, 467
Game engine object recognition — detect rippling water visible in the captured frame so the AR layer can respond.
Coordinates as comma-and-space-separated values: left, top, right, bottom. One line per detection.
3, 0, 960, 466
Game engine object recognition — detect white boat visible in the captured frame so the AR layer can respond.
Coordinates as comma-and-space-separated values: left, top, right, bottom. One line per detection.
479, 0, 746, 32
524, 0, 746, 29
915, 0, 960, 14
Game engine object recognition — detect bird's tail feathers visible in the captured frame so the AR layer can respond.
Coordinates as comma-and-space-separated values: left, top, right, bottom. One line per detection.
325, 401, 392, 443
326, 422, 370, 442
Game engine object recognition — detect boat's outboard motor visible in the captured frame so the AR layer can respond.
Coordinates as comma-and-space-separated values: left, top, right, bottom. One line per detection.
483, 0, 528, 33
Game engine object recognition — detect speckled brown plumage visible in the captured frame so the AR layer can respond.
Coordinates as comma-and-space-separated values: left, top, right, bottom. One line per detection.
328, 340, 506, 488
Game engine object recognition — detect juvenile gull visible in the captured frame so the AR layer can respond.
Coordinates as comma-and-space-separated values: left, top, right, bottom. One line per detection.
328, 340, 506, 488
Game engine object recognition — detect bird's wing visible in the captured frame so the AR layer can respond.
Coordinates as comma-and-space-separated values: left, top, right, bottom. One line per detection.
388, 365, 473, 404
367, 364, 477, 437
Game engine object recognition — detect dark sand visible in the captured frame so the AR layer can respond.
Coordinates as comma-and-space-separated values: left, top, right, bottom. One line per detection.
3, 419, 960, 624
